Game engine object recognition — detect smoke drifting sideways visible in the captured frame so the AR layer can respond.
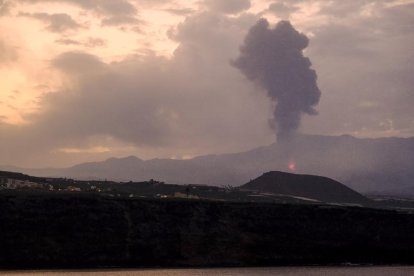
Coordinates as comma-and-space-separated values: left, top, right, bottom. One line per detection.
232, 19, 321, 141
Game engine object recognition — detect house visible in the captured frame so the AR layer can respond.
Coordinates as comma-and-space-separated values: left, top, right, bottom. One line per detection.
66, 186, 81, 192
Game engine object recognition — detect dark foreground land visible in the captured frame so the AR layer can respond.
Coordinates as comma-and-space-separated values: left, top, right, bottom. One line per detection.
1, 191, 414, 269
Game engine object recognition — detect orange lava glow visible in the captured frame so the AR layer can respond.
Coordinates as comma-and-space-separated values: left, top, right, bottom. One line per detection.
288, 161, 296, 171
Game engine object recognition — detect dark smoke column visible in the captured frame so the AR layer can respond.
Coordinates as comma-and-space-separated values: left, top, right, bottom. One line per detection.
233, 19, 321, 140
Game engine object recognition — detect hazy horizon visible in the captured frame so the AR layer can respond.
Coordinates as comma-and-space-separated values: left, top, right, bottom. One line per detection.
2, 132, 412, 170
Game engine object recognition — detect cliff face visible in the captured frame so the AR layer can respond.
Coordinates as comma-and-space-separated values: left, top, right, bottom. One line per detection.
1, 192, 414, 269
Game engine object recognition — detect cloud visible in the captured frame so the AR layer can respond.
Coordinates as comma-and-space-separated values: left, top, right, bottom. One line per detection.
267, 2, 299, 18
0, 39, 17, 64
21, 0, 137, 17
19, 12, 82, 32
300, 1, 414, 138
1, 0, 414, 168
0, 11, 273, 167
317, 1, 382, 18
55, 37, 106, 48
52, 51, 107, 75
84, 38, 106, 47
57, 146, 110, 154
203, 0, 251, 14
0, 0, 12, 16
163, 7, 194, 16
28, 55, 173, 148
20, 0, 139, 27
101, 15, 141, 27
55, 38, 81, 46
43, 11, 265, 148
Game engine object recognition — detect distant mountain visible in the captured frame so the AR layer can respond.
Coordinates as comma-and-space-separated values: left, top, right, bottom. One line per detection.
241, 171, 368, 204
5, 134, 414, 195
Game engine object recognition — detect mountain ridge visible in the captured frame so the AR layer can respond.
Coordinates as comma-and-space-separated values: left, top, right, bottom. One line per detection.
2, 134, 413, 195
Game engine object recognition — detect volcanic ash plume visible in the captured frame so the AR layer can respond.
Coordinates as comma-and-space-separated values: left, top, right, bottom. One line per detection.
232, 19, 321, 140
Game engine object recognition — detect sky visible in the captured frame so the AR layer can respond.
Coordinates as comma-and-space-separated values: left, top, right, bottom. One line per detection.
0, 0, 413, 168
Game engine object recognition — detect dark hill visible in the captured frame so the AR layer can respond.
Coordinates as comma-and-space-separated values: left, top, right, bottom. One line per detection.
241, 171, 368, 204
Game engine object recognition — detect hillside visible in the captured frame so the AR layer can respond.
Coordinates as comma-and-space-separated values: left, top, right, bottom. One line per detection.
241, 171, 368, 204
1, 192, 414, 269
0, 170, 363, 206
6, 134, 414, 195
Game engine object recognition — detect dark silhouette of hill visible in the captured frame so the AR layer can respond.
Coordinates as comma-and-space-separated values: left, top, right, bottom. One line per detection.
4, 134, 414, 195
241, 171, 368, 204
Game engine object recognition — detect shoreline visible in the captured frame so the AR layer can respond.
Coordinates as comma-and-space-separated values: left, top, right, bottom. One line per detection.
2, 265, 414, 275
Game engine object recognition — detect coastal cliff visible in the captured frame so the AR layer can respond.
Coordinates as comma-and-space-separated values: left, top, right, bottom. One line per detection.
1, 192, 414, 269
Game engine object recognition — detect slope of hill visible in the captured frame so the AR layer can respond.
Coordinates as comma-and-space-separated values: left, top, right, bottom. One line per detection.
241, 171, 368, 204
6, 134, 414, 195
1, 193, 414, 269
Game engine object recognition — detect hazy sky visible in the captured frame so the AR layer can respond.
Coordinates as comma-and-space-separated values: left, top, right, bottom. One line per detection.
0, 0, 413, 167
